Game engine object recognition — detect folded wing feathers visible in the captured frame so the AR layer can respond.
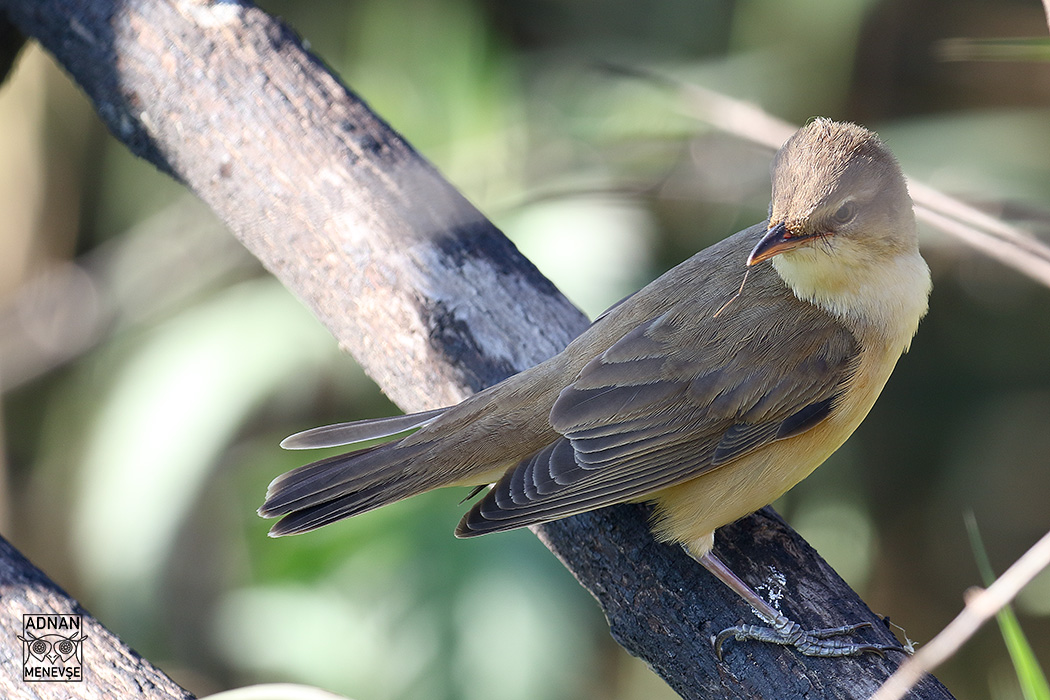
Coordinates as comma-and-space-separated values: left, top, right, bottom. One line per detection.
459, 301, 859, 536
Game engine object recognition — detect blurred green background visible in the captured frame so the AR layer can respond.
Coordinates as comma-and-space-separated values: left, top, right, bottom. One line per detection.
2, 0, 1050, 698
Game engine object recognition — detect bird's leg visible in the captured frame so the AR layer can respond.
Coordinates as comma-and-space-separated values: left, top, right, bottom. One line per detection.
690, 548, 906, 660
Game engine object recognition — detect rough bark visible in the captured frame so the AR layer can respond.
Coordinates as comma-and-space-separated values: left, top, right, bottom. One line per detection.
0, 536, 194, 699
0, 1, 955, 698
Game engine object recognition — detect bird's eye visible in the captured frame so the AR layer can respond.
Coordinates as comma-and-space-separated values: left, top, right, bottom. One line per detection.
832, 202, 857, 225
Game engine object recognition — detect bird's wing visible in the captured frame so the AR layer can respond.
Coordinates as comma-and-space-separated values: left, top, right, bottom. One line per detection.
458, 295, 859, 535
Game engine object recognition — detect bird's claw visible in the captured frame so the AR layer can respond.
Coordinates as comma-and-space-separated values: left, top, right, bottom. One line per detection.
713, 617, 908, 660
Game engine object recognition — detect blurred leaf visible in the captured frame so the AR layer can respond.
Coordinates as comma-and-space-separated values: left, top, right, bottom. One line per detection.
938, 37, 1050, 63
966, 513, 1050, 700
69, 278, 339, 626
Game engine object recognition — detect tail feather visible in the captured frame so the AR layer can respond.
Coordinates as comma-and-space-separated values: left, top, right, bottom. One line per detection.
266, 476, 415, 536
261, 444, 388, 515
261, 407, 456, 535
280, 407, 448, 450
260, 439, 441, 535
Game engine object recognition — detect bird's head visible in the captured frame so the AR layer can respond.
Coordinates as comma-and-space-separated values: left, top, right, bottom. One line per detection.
747, 118, 929, 336
748, 118, 916, 269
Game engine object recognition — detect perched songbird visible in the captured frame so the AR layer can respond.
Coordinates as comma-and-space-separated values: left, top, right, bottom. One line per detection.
260, 118, 931, 657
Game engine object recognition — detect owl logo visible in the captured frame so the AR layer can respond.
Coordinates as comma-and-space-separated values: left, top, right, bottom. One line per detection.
19, 614, 87, 682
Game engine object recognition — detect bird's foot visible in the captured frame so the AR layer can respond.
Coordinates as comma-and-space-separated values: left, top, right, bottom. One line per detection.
714, 617, 907, 660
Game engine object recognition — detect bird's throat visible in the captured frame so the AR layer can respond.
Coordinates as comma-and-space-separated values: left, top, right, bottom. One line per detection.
771, 247, 931, 351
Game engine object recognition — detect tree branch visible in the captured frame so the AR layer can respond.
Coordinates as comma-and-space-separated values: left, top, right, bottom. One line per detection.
1, 0, 955, 697
0, 535, 194, 699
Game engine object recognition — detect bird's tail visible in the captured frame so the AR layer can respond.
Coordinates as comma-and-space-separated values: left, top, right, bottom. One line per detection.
259, 408, 450, 536
279, 407, 448, 450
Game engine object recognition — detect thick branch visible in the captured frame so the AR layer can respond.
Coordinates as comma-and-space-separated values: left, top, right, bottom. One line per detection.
0, 535, 193, 699
2, 1, 955, 698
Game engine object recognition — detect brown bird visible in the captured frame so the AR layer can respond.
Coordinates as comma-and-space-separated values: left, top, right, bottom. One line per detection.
260, 118, 931, 657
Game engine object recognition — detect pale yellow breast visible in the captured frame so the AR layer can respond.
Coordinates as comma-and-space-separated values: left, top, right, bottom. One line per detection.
649, 341, 903, 558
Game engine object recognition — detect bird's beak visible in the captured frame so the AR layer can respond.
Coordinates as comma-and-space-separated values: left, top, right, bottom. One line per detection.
747, 221, 818, 266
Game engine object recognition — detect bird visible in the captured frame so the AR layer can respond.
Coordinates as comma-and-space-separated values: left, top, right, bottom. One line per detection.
259, 118, 931, 658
